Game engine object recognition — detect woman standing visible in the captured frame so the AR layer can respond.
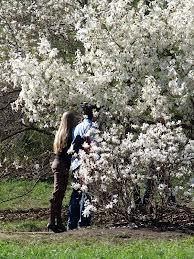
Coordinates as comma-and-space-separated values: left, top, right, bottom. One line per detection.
48, 111, 75, 233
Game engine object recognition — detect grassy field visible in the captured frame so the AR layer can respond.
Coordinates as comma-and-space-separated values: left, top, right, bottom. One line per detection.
0, 234, 193, 259
0, 179, 71, 210
0, 180, 193, 258
0, 219, 47, 232
0, 179, 70, 232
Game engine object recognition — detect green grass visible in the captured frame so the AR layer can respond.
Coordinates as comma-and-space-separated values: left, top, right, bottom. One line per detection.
0, 180, 193, 258
0, 180, 71, 232
0, 179, 71, 210
0, 237, 193, 258
0, 219, 47, 232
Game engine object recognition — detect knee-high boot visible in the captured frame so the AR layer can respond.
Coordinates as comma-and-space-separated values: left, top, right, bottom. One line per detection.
49, 198, 57, 225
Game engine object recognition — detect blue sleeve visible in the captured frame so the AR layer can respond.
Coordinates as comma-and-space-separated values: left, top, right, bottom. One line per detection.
73, 122, 85, 139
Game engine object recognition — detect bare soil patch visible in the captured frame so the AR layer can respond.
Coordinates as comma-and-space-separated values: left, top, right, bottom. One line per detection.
0, 205, 193, 235
0, 208, 49, 221
0, 227, 191, 243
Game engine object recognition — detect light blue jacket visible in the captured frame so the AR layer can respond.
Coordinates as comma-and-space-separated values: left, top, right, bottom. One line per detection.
71, 117, 93, 171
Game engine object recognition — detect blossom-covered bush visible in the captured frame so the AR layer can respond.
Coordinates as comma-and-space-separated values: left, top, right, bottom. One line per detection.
0, 0, 193, 215
1, 0, 192, 126
77, 122, 193, 218
0, 0, 82, 125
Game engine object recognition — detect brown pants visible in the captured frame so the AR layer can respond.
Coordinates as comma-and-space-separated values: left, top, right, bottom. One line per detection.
49, 158, 69, 225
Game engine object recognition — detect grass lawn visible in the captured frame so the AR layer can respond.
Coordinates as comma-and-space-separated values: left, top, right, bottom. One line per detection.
0, 235, 193, 259
0, 179, 71, 210
0, 179, 72, 233
0, 179, 71, 232
0, 180, 193, 258
0, 219, 48, 232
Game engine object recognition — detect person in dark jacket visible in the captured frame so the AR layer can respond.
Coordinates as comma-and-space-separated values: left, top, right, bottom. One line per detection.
47, 111, 76, 233
67, 103, 97, 230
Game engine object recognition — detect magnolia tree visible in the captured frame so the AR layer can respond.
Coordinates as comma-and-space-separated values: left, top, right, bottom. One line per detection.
7, 0, 194, 125
77, 122, 193, 218
0, 0, 194, 215
0, 0, 83, 126
0, 0, 84, 175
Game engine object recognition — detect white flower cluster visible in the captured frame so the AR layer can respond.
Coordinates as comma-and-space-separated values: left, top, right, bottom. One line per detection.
10, 43, 80, 126
74, 0, 194, 123
1, 0, 193, 127
0, 0, 193, 216
77, 122, 193, 216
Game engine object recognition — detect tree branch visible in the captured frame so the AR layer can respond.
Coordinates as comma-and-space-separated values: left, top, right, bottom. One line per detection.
0, 88, 21, 97
1, 124, 54, 142
22, 123, 54, 136
0, 100, 14, 111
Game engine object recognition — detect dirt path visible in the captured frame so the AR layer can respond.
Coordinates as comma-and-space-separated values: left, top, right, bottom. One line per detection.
0, 206, 193, 237
0, 208, 49, 221
0, 227, 192, 243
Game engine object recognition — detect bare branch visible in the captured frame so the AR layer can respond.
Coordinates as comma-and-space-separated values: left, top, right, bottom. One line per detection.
1, 124, 54, 142
0, 100, 14, 111
21, 123, 54, 136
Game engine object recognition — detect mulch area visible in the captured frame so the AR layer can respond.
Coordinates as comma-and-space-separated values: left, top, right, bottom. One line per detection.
0, 208, 50, 221
97, 206, 194, 235
0, 206, 193, 235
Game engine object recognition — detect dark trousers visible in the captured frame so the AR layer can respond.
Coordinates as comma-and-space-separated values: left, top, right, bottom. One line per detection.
67, 172, 91, 230
49, 158, 69, 225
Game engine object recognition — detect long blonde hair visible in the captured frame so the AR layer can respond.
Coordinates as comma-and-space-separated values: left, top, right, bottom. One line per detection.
53, 111, 75, 154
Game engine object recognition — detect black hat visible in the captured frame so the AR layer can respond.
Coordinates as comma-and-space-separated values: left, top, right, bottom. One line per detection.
80, 102, 100, 118
80, 103, 93, 115
81, 102, 100, 115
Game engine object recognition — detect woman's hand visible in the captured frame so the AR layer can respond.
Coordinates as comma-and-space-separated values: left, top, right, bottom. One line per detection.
67, 144, 75, 155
